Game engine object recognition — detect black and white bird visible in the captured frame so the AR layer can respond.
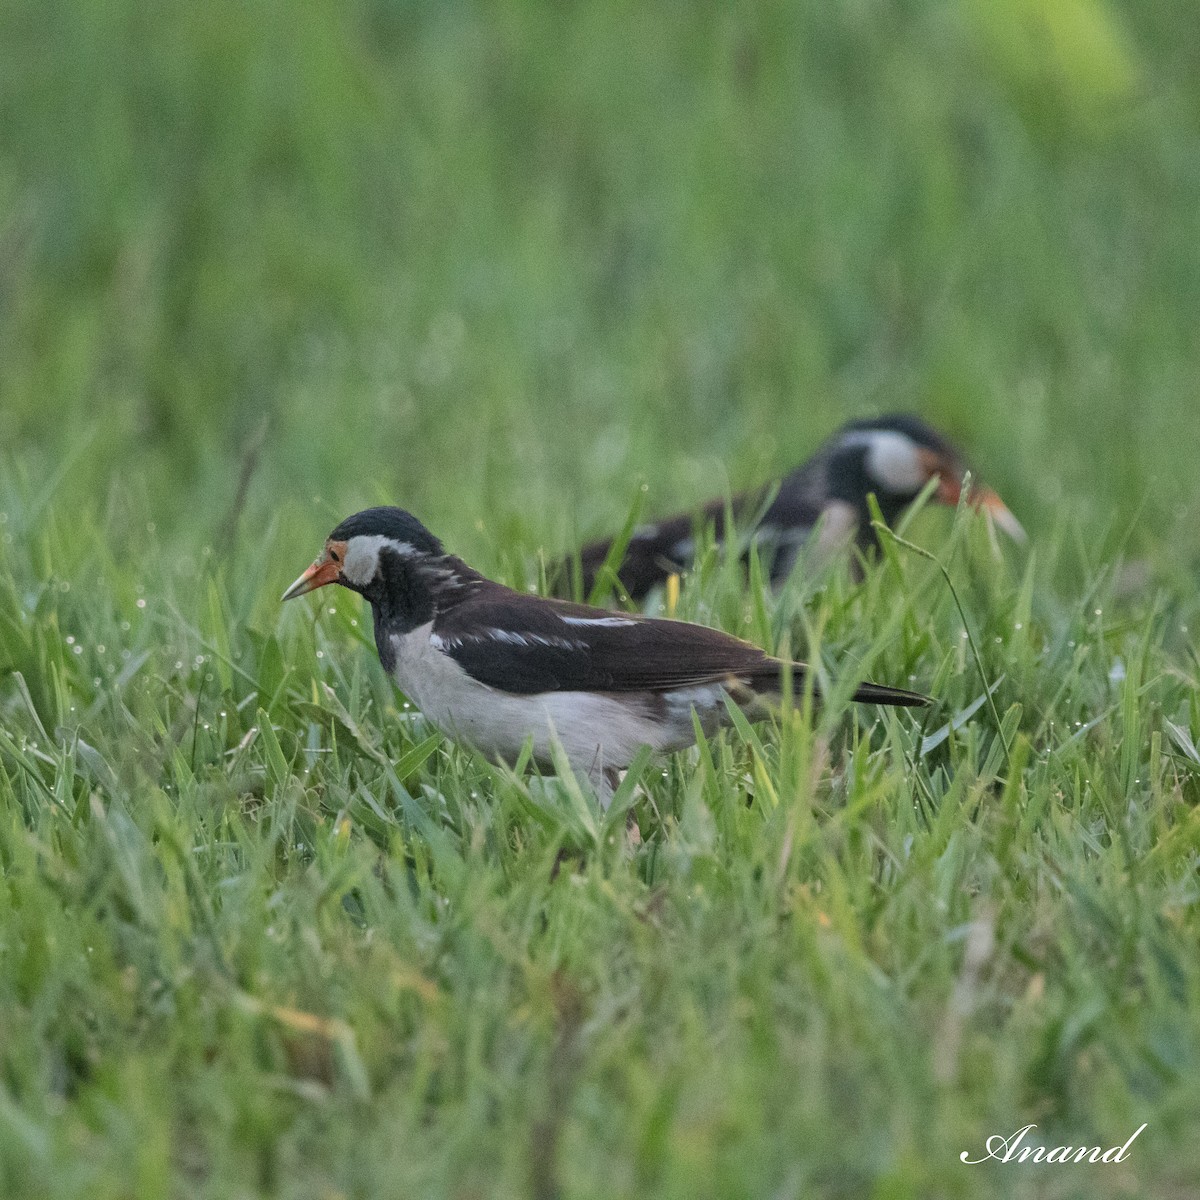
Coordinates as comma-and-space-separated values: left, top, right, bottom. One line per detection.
566, 413, 1025, 601
283, 507, 929, 803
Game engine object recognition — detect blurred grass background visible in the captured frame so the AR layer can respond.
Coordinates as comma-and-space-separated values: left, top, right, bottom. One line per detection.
3, 0, 1198, 563
3, 1, 1200, 1198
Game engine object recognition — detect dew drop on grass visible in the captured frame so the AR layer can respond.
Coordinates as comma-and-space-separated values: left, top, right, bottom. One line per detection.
350, 619, 357, 627
316, 650, 324, 659
121, 621, 131, 632
1014, 623, 1023, 631
328, 607, 337, 615
72, 645, 82, 655
66, 636, 75, 645
97, 644, 105, 654
136, 598, 146, 609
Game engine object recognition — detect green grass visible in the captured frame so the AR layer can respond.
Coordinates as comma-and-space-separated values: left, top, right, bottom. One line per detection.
3, 0, 1200, 1196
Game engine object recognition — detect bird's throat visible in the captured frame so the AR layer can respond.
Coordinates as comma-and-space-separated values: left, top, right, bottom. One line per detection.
367, 549, 481, 672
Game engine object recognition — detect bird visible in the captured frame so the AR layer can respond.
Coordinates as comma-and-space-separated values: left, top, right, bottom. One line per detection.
563, 413, 1025, 601
283, 507, 929, 804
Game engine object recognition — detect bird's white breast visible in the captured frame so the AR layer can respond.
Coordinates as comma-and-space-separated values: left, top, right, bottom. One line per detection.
385, 622, 729, 779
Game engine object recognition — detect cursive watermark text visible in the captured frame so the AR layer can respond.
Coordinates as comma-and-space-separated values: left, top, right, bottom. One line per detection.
960, 1123, 1147, 1165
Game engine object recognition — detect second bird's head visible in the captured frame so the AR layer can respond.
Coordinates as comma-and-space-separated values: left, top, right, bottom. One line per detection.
825, 414, 1024, 540
281, 507, 447, 604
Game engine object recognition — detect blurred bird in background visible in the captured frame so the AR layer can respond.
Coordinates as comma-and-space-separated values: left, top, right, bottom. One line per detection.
563, 414, 1024, 601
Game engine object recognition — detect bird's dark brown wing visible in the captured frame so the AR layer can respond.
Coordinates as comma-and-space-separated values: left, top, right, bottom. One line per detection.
564, 457, 841, 599
434, 588, 779, 694
573, 513, 691, 601
569, 497, 737, 601
433, 587, 928, 707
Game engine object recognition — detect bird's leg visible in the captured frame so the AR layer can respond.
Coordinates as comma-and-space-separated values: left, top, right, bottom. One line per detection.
586, 764, 619, 810
604, 767, 622, 804
600, 767, 646, 848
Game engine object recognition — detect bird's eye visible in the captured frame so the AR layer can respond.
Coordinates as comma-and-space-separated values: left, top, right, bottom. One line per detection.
329, 548, 341, 563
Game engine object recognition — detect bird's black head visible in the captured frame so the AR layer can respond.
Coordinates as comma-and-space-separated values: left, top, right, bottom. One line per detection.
327, 507, 445, 556
823, 413, 1023, 538
841, 413, 959, 456
281, 507, 448, 605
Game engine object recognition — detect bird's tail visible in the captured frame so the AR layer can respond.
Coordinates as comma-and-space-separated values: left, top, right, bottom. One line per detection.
756, 663, 930, 708
847, 679, 930, 708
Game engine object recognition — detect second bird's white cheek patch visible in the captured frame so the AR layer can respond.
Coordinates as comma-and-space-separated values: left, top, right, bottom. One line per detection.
865, 432, 929, 494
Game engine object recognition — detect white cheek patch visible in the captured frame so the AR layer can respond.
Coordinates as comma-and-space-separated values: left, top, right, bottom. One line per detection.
864, 432, 929, 494
341, 534, 393, 586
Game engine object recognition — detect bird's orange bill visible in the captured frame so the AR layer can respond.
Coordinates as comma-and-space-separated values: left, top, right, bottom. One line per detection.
971, 487, 1026, 543
933, 476, 1026, 544
281, 555, 341, 601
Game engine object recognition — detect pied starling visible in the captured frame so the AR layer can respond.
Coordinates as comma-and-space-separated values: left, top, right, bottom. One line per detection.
568, 413, 1024, 601
283, 507, 928, 803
